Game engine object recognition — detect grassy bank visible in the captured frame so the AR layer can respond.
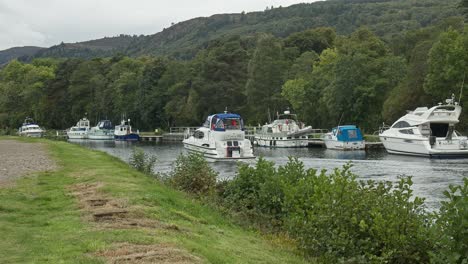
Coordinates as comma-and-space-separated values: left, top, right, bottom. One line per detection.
0, 137, 307, 263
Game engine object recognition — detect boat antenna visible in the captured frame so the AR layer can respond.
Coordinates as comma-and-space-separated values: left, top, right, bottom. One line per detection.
337, 112, 344, 127
458, 72, 465, 105
267, 107, 271, 123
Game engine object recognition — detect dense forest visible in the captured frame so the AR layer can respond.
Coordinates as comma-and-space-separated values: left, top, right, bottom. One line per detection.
0, 0, 460, 64
0, 0, 467, 133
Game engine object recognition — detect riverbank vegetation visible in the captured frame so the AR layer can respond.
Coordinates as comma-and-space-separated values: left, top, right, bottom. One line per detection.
0, 1, 467, 133
0, 138, 308, 263
166, 153, 467, 264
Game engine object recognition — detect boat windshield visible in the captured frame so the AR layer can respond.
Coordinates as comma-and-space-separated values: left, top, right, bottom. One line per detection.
211, 117, 243, 131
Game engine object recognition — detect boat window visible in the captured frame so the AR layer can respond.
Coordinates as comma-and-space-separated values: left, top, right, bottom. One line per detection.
203, 118, 210, 128
392, 121, 411, 128
430, 123, 449, 137
222, 118, 242, 130
347, 130, 357, 139
399, 129, 414, 134
194, 130, 204, 139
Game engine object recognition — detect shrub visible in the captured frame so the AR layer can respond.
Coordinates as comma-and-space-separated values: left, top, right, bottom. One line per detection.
170, 153, 217, 196
430, 178, 468, 264
223, 157, 284, 228
129, 147, 157, 175
224, 158, 434, 263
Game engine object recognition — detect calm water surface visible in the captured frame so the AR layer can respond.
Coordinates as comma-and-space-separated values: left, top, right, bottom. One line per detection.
70, 140, 468, 210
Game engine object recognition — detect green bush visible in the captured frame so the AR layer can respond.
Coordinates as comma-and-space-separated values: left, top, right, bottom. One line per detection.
430, 178, 468, 264
129, 148, 157, 175
170, 153, 217, 196
223, 158, 435, 263
223, 157, 284, 228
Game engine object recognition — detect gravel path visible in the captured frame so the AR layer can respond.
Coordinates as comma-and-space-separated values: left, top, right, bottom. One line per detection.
0, 140, 56, 186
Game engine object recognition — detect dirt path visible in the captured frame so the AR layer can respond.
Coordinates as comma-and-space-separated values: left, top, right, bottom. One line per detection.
0, 139, 56, 186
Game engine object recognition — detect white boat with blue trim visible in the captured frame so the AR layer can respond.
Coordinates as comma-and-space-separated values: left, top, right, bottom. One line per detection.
379, 95, 468, 158
114, 118, 140, 141
18, 117, 44, 137
183, 112, 255, 161
323, 125, 365, 150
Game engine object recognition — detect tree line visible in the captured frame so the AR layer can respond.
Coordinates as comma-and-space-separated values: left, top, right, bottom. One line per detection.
0, 18, 467, 133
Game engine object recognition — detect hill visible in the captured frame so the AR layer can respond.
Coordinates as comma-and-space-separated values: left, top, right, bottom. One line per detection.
0, 0, 462, 63
0, 46, 44, 66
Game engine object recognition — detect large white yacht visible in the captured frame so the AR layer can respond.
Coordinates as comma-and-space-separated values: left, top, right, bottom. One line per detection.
66, 117, 90, 139
254, 110, 312, 147
379, 95, 468, 157
88, 120, 114, 140
18, 117, 44, 137
323, 125, 365, 150
183, 112, 255, 161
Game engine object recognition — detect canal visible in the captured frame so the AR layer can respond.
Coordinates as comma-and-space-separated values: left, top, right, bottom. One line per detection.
70, 140, 467, 210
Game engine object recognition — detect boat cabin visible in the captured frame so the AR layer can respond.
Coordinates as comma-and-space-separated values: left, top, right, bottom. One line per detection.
332, 125, 364, 142
97, 120, 113, 129
203, 113, 244, 132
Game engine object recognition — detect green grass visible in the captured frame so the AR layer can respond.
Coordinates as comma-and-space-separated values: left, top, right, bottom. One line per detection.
0, 137, 308, 263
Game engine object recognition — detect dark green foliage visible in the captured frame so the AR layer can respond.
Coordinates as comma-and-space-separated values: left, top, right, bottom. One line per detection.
430, 178, 468, 264
223, 158, 435, 263
222, 158, 285, 228
169, 153, 218, 196
129, 148, 157, 175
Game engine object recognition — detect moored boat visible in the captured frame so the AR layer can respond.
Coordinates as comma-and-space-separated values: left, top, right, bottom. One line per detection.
18, 117, 44, 137
322, 125, 365, 150
183, 112, 255, 161
67, 117, 90, 139
114, 119, 140, 141
254, 110, 312, 148
379, 95, 468, 158
88, 120, 114, 140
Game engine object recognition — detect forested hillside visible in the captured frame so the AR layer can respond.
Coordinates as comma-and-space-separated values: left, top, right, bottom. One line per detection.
0, 0, 466, 134
0, 46, 44, 66
0, 0, 460, 65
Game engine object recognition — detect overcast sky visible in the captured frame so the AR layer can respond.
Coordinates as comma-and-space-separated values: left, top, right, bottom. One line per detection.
0, 0, 320, 51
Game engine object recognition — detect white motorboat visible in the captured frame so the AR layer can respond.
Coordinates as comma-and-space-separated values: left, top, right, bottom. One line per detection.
67, 117, 90, 139
323, 125, 365, 150
254, 110, 312, 148
18, 117, 44, 137
183, 112, 255, 161
114, 118, 140, 141
379, 95, 468, 158
88, 120, 114, 140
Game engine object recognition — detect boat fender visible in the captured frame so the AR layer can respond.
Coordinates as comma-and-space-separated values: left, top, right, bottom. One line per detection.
429, 136, 436, 146
278, 125, 282, 131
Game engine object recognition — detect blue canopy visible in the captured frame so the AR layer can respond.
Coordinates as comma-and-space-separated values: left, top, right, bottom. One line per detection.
210, 113, 244, 131
212, 113, 242, 119
333, 125, 363, 142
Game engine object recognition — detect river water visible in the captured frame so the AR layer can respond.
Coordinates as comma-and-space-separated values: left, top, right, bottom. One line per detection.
69, 140, 467, 210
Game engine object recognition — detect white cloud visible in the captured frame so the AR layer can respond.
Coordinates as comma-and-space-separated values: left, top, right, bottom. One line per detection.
0, 0, 319, 50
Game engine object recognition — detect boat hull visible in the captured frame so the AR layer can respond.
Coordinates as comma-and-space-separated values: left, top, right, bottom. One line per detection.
379, 135, 468, 158
114, 134, 140, 141
67, 131, 88, 139
19, 131, 43, 138
88, 133, 114, 140
254, 136, 309, 148
323, 139, 365, 150
183, 141, 255, 162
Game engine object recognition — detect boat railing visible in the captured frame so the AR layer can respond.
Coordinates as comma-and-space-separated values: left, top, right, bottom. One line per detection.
170, 127, 198, 134
378, 123, 391, 134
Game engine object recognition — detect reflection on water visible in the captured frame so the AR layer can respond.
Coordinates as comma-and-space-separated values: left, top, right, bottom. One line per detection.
69, 140, 468, 209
